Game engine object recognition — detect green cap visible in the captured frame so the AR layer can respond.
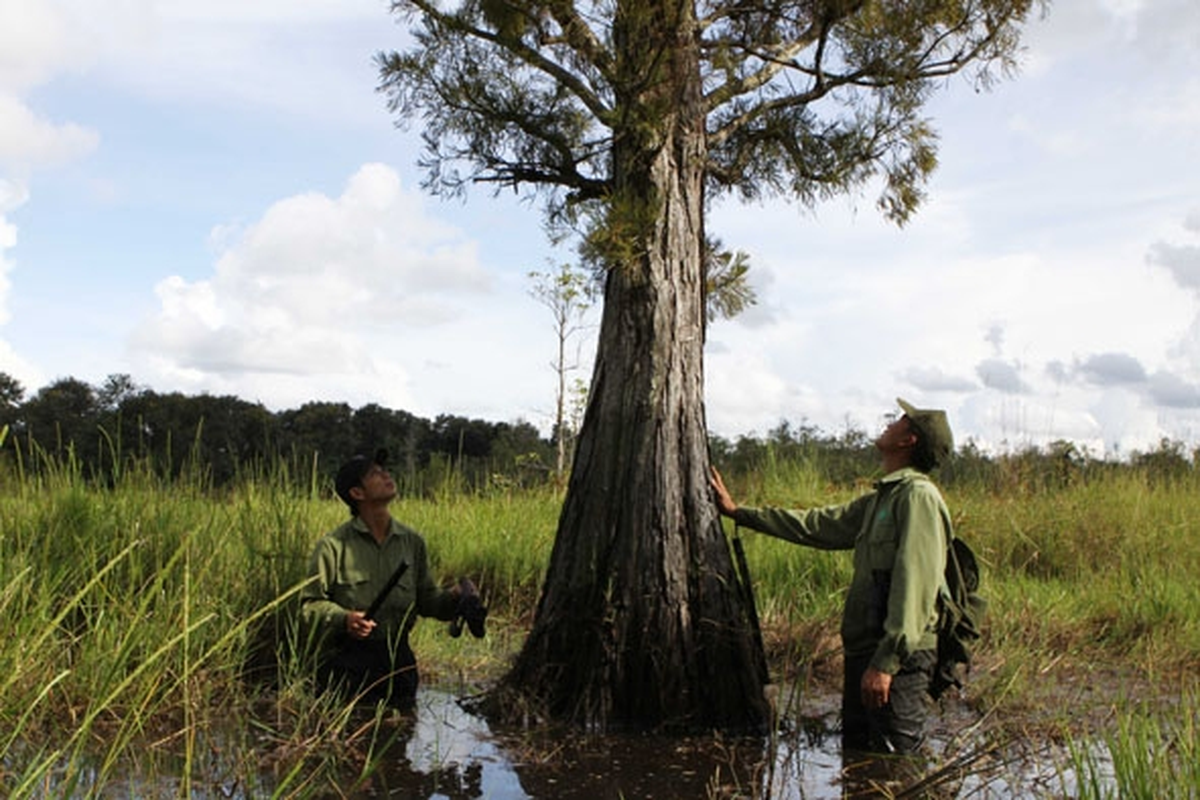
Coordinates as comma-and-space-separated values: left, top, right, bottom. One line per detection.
897, 398, 954, 466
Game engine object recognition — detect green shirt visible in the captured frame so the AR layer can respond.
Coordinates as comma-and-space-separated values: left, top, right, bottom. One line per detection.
732, 467, 950, 674
300, 516, 458, 649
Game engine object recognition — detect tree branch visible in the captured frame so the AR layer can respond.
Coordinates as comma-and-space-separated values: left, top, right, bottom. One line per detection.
399, 0, 614, 122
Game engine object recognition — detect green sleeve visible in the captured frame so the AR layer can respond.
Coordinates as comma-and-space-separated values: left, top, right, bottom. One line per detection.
412, 535, 459, 621
733, 493, 875, 551
299, 538, 349, 641
870, 481, 949, 673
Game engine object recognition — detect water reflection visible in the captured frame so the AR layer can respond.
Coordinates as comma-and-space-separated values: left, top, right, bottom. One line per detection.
362, 689, 854, 799
359, 691, 530, 798
21, 685, 1105, 798
354, 687, 1093, 799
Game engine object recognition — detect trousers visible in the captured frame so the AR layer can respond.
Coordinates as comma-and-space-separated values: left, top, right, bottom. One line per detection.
841, 649, 935, 754
317, 637, 419, 709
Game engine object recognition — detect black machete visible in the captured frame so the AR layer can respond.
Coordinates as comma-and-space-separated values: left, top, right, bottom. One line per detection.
364, 560, 408, 621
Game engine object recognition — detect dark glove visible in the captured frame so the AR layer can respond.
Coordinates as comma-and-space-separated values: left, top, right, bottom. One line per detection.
449, 577, 487, 639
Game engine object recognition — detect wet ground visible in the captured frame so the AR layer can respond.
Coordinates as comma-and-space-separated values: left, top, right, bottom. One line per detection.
293, 687, 1087, 799
46, 685, 1094, 798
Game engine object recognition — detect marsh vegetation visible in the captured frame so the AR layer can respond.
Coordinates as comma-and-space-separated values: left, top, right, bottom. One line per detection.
1, 434, 1197, 797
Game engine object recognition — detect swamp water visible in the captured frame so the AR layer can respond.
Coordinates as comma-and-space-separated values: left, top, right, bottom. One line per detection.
44, 688, 1103, 798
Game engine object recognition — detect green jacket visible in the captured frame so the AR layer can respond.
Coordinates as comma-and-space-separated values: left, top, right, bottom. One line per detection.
300, 516, 458, 650
732, 467, 950, 674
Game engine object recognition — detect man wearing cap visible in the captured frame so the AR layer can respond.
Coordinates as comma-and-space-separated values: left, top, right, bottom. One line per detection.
300, 449, 483, 709
710, 399, 955, 755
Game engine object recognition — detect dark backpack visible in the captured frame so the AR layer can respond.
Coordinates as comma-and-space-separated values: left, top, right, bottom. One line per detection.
929, 536, 986, 700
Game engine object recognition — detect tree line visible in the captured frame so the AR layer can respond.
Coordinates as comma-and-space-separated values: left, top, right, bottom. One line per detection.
0, 372, 551, 492
3, 370, 1193, 498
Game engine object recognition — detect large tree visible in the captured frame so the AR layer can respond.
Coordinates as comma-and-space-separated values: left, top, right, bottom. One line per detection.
378, 0, 1041, 731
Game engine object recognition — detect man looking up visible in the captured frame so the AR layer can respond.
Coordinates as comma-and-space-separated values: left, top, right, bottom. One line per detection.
710, 399, 954, 754
301, 449, 484, 709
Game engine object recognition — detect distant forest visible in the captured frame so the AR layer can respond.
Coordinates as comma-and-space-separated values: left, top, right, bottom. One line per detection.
1, 372, 1196, 494
0, 372, 552, 492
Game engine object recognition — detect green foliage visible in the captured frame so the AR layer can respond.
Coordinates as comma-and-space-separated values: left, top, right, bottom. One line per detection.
1067, 689, 1200, 799
704, 237, 758, 323
377, 0, 1043, 241
0, 372, 556, 494
0, 462, 318, 795
5, 432, 1200, 793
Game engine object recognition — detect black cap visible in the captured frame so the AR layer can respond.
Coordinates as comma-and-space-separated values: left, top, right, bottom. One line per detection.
334, 448, 389, 509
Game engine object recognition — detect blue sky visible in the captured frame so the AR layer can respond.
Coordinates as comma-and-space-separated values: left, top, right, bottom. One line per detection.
2, 0, 1198, 458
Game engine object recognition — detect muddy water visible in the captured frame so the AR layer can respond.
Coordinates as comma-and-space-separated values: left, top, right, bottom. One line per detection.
50, 686, 1091, 798
352, 688, 841, 798
311, 687, 1085, 799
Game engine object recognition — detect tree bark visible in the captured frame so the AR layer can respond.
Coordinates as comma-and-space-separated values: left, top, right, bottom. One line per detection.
499, 2, 770, 731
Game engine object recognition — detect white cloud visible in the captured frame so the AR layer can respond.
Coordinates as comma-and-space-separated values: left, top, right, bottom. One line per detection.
900, 366, 977, 394
1088, 388, 1164, 453
706, 349, 797, 436
162, 0, 386, 24
131, 163, 502, 411
976, 358, 1030, 395
0, 179, 24, 326
0, 94, 98, 169
0, 178, 42, 386
1077, 352, 1148, 386
76, 0, 399, 126
1148, 226, 1200, 293
1148, 370, 1200, 409
0, 0, 97, 92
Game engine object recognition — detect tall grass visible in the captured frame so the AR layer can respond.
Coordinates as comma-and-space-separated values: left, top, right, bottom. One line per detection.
2, 446, 1199, 795
1065, 688, 1200, 799
0, 454, 326, 795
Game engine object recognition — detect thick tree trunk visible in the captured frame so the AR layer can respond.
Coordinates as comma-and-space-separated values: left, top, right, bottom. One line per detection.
498, 2, 769, 732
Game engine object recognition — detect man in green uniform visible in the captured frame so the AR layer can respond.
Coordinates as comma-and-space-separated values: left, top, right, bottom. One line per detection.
710, 399, 954, 754
301, 449, 484, 709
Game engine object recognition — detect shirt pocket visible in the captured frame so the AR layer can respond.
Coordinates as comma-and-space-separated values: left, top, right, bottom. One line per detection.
333, 565, 374, 610
863, 510, 898, 572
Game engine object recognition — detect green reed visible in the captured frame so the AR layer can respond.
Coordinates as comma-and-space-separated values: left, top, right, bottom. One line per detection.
1065, 687, 1199, 799
3, 445, 1200, 795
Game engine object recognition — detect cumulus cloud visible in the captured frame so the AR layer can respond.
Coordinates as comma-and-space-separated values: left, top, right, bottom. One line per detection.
0, 180, 43, 386
0, 1, 94, 92
1148, 370, 1200, 409
0, 0, 108, 388
899, 366, 977, 393
1148, 213, 1200, 378
0, 180, 27, 321
1077, 352, 1148, 386
1148, 227, 1200, 293
0, 95, 98, 169
976, 358, 1029, 394
133, 163, 490, 383
1045, 360, 1070, 384
1089, 388, 1168, 454
1130, 0, 1200, 63
0, 1, 104, 168
983, 322, 1005, 356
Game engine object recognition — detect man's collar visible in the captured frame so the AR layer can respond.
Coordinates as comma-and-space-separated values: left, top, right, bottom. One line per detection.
350, 515, 398, 537
875, 466, 925, 488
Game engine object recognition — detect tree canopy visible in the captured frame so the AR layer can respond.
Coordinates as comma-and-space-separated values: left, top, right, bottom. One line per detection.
378, 0, 1041, 235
